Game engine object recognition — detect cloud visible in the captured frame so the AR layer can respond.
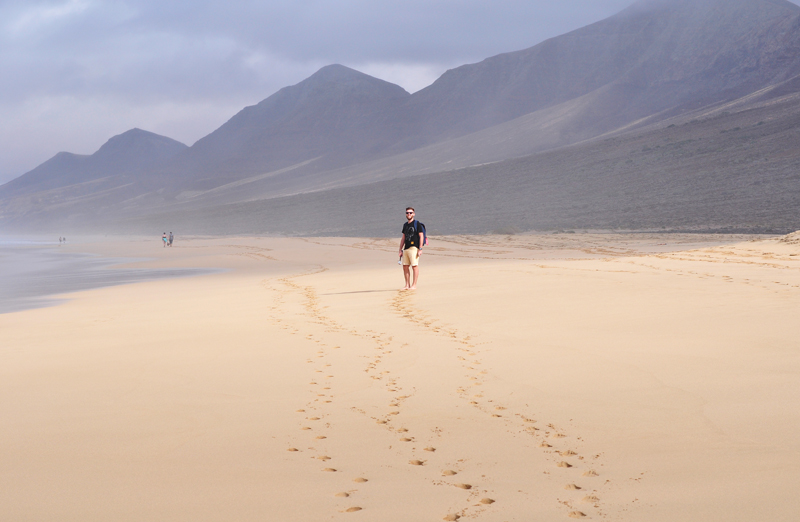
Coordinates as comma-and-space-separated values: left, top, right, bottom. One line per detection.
5, 0, 93, 36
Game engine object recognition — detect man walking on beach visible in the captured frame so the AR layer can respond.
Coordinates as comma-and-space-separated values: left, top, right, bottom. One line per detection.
399, 207, 424, 290
168, 232, 173, 247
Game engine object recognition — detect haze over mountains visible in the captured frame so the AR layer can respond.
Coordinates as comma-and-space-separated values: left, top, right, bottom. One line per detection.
2, 0, 800, 235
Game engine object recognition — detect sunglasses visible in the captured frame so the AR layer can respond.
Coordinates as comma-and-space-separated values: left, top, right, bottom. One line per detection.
406, 211, 414, 214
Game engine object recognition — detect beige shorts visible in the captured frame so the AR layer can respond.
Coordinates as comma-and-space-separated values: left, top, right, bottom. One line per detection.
402, 247, 420, 267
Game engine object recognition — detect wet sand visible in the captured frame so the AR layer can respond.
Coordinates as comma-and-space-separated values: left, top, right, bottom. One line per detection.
0, 238, 213, 313
1, 233, 799, 521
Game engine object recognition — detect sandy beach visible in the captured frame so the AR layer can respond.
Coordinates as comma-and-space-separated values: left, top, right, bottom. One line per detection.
2, 233, 799, 521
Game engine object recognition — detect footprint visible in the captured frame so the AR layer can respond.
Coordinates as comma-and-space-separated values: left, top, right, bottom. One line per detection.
559, 450, 577, 456
309, 417, 321, 421
540, 442, 552, 448
301, 427, 312, 431
442, 470, 458, 476
317, 456, 331, 461
345, 507, 362, 512
424, 447, 436, 452
582, 470, 599, 477
353, 478, 368, 483
479, 498, 495, 505
443, 515, 460, 521
455, 483, 472, 490
335, 492, 349, 498
409, 460, 425, 466
568, 512, 587, 519
582, 495, 599, 503
316, 436, 327, 440
287, 448, 299, 452
400, 438, 413, 442
296, 409, 306, 413
557, 461, 573, 468
564, 484, 581, 490
322, 468, 337, 472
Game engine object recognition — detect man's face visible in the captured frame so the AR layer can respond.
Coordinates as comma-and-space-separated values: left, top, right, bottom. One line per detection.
406, 210, 415, 221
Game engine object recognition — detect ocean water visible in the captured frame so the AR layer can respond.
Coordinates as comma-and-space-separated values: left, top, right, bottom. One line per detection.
0, 238, 215, 314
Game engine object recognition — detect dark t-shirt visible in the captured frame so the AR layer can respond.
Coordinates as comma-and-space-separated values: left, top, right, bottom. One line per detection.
402, 221, 421, 250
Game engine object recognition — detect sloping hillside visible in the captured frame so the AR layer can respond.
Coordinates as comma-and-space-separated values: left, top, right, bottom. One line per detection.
0, 129, 187, 198
160, 64, 411, 190
105, 83, 800, 236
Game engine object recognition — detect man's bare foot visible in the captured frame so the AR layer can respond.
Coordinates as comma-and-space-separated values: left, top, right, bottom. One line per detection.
409, 286, 417, 290
401, 287, 410, 290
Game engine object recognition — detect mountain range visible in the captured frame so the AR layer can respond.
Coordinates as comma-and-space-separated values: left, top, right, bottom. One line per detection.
2, 0, 800, 235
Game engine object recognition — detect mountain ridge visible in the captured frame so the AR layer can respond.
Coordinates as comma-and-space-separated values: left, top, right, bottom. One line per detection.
160, 64, 411, 189
0, 128, 187, 200
2, 0, 800, 234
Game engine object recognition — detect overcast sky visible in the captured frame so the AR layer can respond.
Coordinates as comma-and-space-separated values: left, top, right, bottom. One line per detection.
0, 0, 683, 183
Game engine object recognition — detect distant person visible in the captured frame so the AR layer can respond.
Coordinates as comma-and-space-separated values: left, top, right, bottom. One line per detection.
162, 232, 167, 247
398, 207, 425, 290
168, 232, 173, 247
58, 237, 62, 245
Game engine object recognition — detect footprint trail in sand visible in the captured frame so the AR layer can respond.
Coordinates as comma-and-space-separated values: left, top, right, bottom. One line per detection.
390, 290, 609, 519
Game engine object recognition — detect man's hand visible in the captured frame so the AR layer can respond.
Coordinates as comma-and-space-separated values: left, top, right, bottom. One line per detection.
416, 251, 421, 259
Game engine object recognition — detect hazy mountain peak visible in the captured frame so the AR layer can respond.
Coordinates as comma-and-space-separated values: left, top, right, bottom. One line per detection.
263, 63, 410, 106
207, 64, 409, 138
94, 128, 187, 162
0, 129, 187, 198
304, 64, 391, 85
53, 151, 83, 159
183, 64, 410, 182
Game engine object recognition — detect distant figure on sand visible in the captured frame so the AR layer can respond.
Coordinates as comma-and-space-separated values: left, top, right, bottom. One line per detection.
168, 232, 173, 247
162, 233, 167, 247
398, 207, 425, 290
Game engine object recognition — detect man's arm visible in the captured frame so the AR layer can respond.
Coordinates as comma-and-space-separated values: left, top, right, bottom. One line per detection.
417, 231, 424, 258
399, 234, 405, 256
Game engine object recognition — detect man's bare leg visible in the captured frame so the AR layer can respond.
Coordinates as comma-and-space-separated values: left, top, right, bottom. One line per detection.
402, 265, 411, 290
410, 266, 419, 289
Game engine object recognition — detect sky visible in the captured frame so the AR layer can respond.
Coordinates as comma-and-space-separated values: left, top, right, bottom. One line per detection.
0, 0, 665, 183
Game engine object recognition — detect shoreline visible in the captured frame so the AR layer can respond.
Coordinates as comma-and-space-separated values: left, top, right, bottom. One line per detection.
0, 237, 218, 314
1, 233, 798, 521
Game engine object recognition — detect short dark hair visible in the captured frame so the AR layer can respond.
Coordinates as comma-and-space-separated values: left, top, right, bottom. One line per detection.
406, 207, 415, 212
